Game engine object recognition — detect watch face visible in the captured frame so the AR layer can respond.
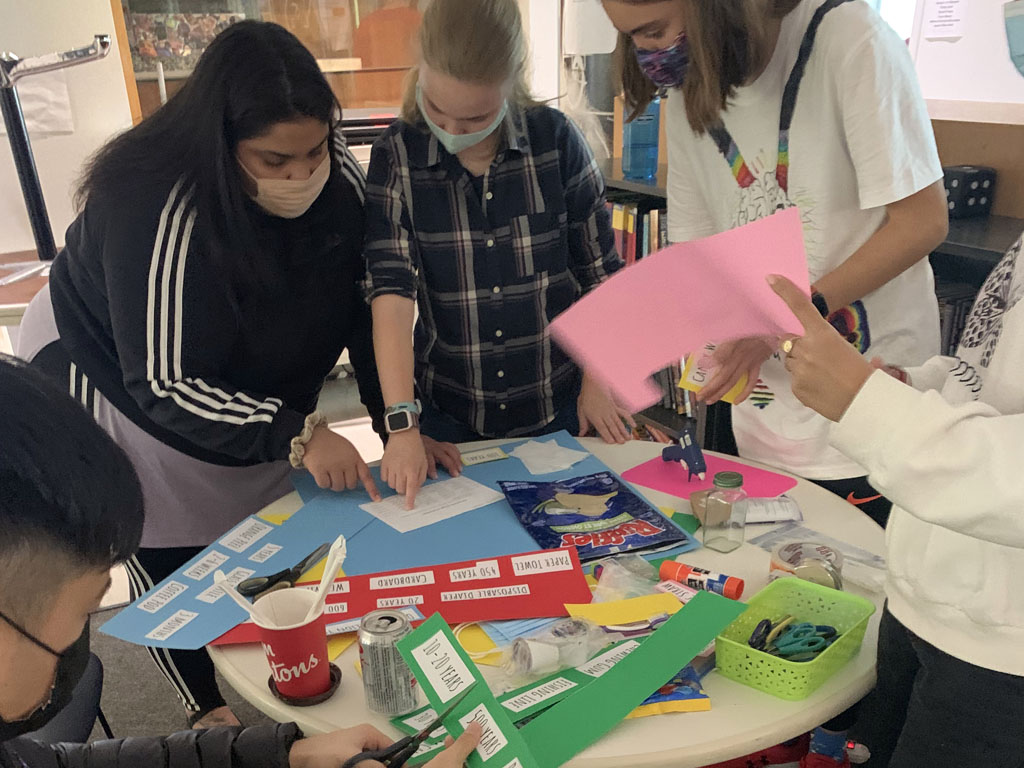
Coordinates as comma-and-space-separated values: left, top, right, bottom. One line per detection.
386, 411, 412, 432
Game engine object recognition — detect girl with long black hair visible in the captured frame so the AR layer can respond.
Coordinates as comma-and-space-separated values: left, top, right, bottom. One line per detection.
16, 20, 439, 727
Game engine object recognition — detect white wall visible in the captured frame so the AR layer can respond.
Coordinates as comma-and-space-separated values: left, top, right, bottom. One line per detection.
0, 0, 133, 254
878, 0, 916, 40
911, 0, 1024, 123
519, 0, 560, 104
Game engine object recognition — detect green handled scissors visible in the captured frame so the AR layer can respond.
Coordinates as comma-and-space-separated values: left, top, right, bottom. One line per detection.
341, 685, 475, 768
772, 623, 837, 660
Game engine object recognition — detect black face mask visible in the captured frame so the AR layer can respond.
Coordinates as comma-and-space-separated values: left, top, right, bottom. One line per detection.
0, 625, 89, 743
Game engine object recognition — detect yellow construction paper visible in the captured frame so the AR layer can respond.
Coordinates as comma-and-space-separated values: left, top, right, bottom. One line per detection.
679, 346, 747, 404
565, 593, 681, 626
328, 633, 357, 661
456, 624, 505, 666
257, 511, 294, 526
626, 696, 711, 719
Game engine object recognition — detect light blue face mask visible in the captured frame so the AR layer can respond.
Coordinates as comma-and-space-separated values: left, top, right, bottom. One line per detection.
416, 83, 508, 155
1007, 0, 1024, 77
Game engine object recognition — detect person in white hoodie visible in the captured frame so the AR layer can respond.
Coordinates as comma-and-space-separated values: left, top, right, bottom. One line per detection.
767, 234, 1024, 768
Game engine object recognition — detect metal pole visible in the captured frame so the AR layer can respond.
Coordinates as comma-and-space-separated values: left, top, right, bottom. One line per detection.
1, 35, 111, 262
0, 84, 57, 261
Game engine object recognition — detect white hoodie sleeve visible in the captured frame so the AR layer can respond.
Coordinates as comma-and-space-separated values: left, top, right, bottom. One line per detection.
830, 370, 1024, 548
906, 355, 956, 392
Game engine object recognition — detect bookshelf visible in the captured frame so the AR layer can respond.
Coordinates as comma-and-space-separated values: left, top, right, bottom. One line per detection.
597, 158, 1024, 454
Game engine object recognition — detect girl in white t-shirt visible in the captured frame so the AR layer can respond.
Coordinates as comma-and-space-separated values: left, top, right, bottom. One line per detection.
601, 0, 948, 529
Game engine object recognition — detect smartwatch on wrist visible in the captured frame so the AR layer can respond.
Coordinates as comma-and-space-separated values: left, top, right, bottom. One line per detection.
384, 400, 421, 434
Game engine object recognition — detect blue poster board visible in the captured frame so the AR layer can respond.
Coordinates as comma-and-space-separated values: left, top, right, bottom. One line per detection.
102, 432, 697, 649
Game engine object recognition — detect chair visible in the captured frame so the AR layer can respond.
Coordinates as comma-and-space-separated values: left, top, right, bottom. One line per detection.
26, 653, 115, 743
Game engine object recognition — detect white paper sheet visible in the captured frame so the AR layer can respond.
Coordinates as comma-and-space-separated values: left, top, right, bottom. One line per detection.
509, 440, 589, 475
923, 0, 965, 39
359, 475, 503, 533
0, 71, 74, 136
744, 495, 804, 524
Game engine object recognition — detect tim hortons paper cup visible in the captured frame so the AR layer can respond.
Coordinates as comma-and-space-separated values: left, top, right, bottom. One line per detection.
251, 587, 330, 700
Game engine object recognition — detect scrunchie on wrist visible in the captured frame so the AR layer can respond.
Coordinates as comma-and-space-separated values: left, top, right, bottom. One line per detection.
289, 411, 328, 469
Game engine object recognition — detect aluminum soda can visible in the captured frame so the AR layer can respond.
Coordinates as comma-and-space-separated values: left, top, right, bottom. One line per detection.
358, 609, 418, 715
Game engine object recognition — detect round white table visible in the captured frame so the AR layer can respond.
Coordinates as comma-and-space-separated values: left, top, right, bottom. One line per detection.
209, 438, 885, 767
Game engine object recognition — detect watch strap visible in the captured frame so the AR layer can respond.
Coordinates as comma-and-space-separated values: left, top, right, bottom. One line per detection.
385, 400, 422, 415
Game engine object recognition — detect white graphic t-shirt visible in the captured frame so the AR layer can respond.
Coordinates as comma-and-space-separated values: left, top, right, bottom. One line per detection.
665, 0, 942, 480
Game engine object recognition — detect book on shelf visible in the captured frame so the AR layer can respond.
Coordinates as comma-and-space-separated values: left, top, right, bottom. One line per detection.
935, 278, 978, 355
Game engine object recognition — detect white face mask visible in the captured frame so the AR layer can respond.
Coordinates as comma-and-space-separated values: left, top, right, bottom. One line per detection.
239, 152, 331, 219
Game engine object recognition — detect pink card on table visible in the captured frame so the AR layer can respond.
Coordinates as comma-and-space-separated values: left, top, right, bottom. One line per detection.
622, 454, 797, 500
549, 208, 810, 412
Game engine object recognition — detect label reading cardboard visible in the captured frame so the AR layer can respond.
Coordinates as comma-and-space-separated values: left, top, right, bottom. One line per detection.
449, 560, 501, 583
370, 571, 436, 590
219, 518, 274, 553
458, 703, 509, 761
183, 551, 230, 580
145, 609, 199, 641
377, 595, 425, 608
410, 630, 475, 703
440, 584, 530, 602
576, 640, 641, 677
510, 551, 573, 577
501, 676, 577, 713
138, 581, 188, 613
248, 543, 283, 564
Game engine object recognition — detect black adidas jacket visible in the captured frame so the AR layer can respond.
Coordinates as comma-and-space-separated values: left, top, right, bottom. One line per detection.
1, 724, 301, 768
49, 133, 384, 466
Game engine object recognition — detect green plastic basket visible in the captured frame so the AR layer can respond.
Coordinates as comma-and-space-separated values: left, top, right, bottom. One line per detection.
715, 578, 876, 701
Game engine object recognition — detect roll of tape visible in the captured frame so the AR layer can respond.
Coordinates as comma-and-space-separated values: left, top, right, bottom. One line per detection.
770, 542, 844, 590
510, 638, 561, 676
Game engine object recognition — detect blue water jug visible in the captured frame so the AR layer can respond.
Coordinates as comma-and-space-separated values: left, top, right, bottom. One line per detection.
622, 97, 660, 180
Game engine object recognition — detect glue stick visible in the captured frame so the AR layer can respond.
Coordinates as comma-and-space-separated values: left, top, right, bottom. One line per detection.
659, 561, 744, 600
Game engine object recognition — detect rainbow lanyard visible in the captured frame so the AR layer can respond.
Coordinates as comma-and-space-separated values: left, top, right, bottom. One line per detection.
706, 0, 853, 193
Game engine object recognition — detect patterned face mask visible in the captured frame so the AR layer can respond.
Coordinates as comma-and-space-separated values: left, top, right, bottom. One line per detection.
634, 32, 690, 89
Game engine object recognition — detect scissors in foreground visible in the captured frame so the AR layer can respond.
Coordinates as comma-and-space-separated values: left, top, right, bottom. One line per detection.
341, 685, 476, 768
235, 542, 331, 598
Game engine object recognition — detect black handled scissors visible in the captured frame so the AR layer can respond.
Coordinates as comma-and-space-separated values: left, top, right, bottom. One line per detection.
341, 686, 475, 768
235, 542, 330, 598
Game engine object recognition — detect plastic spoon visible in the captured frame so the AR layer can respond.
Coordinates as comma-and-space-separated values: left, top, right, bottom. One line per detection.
303, 534, 347, 624
214, 570, 256, 619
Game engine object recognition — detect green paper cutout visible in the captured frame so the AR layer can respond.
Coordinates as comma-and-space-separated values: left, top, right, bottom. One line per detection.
671, 513, 701, 536
397, 613, 540, 768
519, 592, 744, 768
405, 736, 448, 767
393, 639, 642, 736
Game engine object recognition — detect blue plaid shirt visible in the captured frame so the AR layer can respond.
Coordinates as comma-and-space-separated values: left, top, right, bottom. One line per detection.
365, 104, 622, 437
